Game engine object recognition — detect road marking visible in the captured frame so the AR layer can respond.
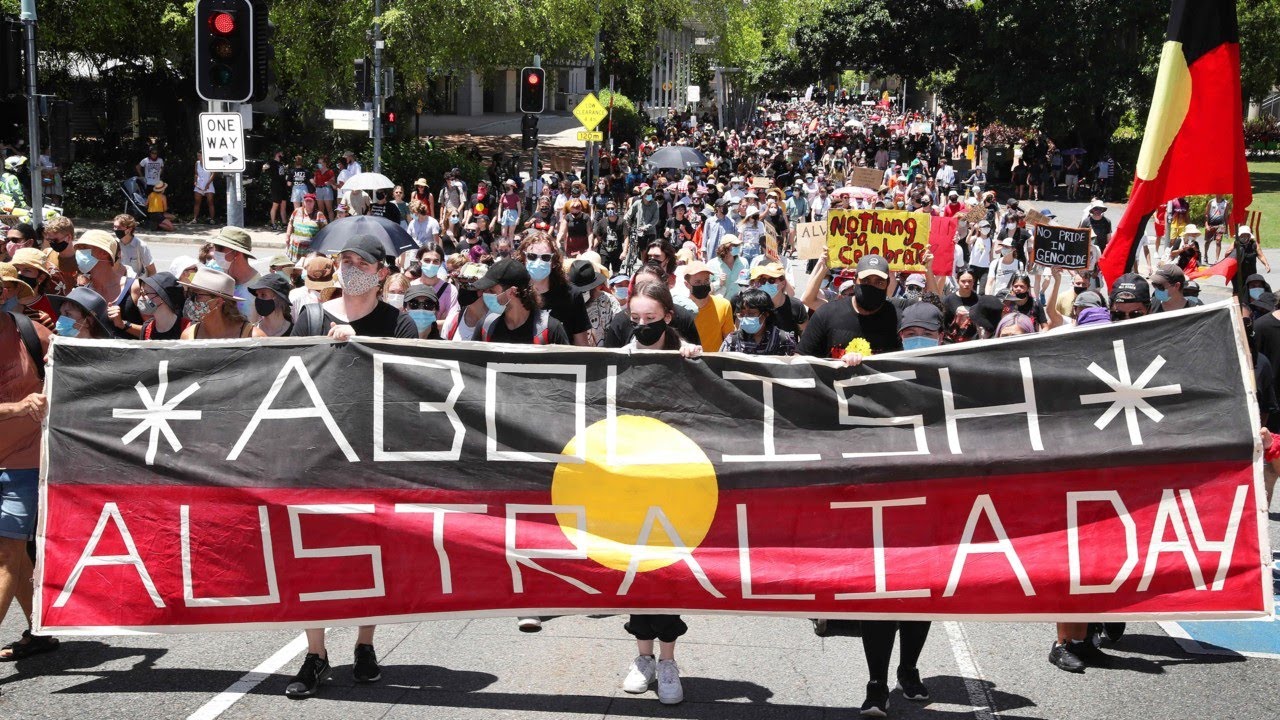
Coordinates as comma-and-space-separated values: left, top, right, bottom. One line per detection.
943, 621, 998, 720
186, 632, 311, 720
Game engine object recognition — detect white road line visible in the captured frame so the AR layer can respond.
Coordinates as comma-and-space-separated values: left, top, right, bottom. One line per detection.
185, 632, 310, 720
943, 621, 998, 720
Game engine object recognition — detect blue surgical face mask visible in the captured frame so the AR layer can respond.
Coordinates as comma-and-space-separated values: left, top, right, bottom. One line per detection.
1249, 287, 1264, 300
1, 295, 17, 313
902, 335, 940, 351
75, 248, 99, 274
1153, 288, 1171, 303
759, 281, 780, 299
421, 263, 441, 277
614, 285, 629, 300
483, 291, 508, 314
55, 314, 79, 337
739, 315, 763, 334
408, 309, 437, 332
526, 259, 552, 281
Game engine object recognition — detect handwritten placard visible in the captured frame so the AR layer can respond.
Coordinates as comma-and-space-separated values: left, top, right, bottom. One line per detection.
826, 209, 928, 270
1031, 224, 1091, 270
796, 221, 827, 260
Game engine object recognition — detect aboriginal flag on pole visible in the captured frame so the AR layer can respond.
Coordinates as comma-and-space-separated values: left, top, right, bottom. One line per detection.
1099, 0, 1252, 285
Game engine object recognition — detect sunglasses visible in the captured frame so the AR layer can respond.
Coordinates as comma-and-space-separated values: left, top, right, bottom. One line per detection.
405, 300, 436, 310
1111, 309, 1146, 320
526, 252, 555, 262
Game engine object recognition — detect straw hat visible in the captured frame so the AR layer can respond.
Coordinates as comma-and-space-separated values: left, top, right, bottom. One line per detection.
0, 262, 34, 299
179, 267, 245, 301
74, 229, 119, 263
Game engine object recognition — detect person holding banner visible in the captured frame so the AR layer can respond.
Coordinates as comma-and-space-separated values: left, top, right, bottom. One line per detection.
719, 287, 797, 355
1149, 264, 1202, 313
798, 254, 902, 359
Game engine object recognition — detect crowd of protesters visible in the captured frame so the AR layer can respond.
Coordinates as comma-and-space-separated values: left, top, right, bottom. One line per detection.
2, 95, 1278, 718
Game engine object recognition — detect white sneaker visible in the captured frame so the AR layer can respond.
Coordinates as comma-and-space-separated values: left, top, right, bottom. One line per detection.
517, 616, 541, 632
656, 659, 683, 704
622, 655, 656, 693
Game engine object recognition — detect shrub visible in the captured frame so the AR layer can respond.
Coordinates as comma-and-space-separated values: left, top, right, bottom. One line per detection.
597, 90, 654, 149
61, 160, 125, 218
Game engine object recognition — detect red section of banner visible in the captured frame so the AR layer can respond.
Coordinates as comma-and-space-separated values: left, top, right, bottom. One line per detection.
929, 214, 959, 276
37, 461, 1267, 632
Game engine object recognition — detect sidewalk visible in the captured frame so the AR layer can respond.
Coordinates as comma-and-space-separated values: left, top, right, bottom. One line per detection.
77, 218, 288, 251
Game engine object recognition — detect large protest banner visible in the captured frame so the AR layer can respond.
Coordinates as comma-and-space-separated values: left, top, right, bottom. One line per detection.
36, 305, 1272, 633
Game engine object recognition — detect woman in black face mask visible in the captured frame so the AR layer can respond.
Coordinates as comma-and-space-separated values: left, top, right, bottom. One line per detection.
1006, 273, 1047, 329
248, 272, 295, 337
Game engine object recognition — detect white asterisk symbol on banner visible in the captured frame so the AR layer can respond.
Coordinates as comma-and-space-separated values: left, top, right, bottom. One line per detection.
113, 360, 203, 465
1078, 339, 1183, 446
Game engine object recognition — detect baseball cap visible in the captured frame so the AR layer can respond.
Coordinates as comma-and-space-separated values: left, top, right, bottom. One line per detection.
904, 273, 926, 288
684, 260, 713, 277
338, 234, 387, 265
474, 257, 531, 290
856, 254, 890, 280
898, 302, 943, 333
1111, 273, 1150, 304
1072, 290, 1105, 308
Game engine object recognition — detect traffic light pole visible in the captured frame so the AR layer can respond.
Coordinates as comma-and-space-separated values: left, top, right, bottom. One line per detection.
371, 0, 383, 173
21, 0, 42, 225
530, 55, 540, 197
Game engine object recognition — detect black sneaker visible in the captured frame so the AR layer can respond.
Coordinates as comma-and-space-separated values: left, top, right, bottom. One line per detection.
1070, 639, 1112, 667
284, 653, 331, 698
1048, 641, 1085, 673
1102, 622, 1126, 645
859, 680, 890, 717
895, 667, 929, 701
353, 643, 381, 682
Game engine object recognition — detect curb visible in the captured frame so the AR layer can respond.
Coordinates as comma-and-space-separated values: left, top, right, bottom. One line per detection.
75, 219, 289, 250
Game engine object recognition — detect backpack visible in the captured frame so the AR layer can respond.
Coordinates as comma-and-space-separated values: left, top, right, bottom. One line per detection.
480, 310, 553, 344
8, 311, 44, 381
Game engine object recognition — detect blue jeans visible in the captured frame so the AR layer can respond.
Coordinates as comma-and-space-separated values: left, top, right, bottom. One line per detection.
0, 468, 39, 541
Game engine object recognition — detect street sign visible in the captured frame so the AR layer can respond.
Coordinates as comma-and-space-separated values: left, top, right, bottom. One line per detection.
687, 85, 700, 103
576, 130, 603, 142
198, 112, 245, 173
573, 92, 607, 131
324, 108, 372, 122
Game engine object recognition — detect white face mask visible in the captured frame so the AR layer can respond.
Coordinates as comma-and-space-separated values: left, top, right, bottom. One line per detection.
384, 293, 405, 309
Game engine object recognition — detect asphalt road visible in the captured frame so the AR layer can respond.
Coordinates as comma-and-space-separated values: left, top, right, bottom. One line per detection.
4, 214, 1276, 719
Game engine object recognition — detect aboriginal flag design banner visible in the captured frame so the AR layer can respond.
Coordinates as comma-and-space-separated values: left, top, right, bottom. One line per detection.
1099, 0, 1252, 285
36, 305, 1272, 633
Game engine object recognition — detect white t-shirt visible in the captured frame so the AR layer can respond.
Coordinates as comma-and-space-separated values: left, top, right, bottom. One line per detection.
194, 162, 213, 193
988, 256, 1023, 291
407, 216, 441, 247
118, 237, 154, 276
139, 157, 164, 185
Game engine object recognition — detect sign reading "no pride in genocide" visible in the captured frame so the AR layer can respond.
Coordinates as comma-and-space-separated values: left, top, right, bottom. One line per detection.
1032, 224, 1091, 270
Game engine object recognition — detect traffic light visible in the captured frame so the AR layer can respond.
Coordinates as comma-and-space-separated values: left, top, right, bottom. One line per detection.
383, 99, 398, 137
1, 17, 23, 96
519, 67, 545, 114
354, 57, 369, 101
249, 0, 274, 102
195, 0, 255, 102
521, 113, 539, 150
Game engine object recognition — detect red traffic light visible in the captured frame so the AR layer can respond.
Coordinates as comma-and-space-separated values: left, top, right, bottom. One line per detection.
386, 111, 397, 123
208, 11, 236, 35
527, 74, 540, 86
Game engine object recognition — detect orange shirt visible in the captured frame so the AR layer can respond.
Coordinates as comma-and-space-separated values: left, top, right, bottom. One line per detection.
0, 316, 49, 468
693, 294, 735, 352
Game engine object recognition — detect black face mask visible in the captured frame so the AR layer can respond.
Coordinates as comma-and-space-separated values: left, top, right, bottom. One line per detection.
855, 283, 886, 312
690, 283, 712, 299
457, 288, 480, 308
254, 297, 276, 317
114, 229, 127, 239
1072, 285, 1086, 295
50, 238, 68, 252
633, 318, 667, 346
1014, 291, 1029, 301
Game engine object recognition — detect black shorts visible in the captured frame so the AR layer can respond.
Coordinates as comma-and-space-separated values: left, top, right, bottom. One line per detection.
270, 185, 288, 203
624, 614, 687, 643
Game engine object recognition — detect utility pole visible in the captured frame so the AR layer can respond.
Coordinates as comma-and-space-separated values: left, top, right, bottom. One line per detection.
531, 54, 541, 194
371, 0, 383, 172
590, 0, 601, 187
20, 0, 41, 225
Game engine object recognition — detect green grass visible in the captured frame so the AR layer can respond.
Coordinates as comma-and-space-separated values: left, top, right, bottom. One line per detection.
1249, 161, 1280, 247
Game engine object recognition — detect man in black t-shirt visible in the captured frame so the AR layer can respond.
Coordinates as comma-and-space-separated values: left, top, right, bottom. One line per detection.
264, 150, 288, 230
475, 258, 570, 344
290, 234, 417, 340
797, 254, 901, 359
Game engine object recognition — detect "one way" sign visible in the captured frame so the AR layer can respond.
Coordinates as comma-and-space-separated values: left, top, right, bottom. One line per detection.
199, 112, 246, 173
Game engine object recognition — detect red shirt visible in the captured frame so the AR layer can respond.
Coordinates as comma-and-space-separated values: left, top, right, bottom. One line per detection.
313, 168, 335, 189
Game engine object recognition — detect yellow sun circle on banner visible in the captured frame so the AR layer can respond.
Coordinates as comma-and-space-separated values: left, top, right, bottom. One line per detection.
552, 415, 718, 573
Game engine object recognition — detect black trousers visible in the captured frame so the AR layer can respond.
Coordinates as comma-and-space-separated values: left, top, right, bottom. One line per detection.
860, 620, 931, 685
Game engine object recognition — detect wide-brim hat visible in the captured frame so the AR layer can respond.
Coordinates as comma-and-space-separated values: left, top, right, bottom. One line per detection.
140, 271, 186, 314
179, 267, 245, 301
0, 262, 34, 300
153, 182, 168, 192
209, 226, 256, 258
75, 229, 120, 263
49, 286, 112, 333
568, 259, 607, 294
9, 247, 50, 277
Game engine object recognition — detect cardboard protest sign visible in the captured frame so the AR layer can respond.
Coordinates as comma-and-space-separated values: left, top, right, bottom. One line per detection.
849, 167, 884, 190
1032, 224, 1092, 270
964, 205, 987, 224
750, 177, 771, 190
826, 209, 929, 270
796, 221, 827, 260
1024, 207, 1051, 227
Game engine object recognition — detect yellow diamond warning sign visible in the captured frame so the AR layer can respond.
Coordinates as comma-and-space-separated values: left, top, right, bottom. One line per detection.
573, 93, 608, 131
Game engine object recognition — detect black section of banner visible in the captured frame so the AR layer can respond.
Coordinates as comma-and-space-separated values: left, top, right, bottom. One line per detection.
1168, 0, 1238, 66
45, 305, 1253, 492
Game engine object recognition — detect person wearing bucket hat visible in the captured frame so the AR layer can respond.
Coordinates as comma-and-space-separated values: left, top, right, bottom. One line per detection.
1228, 223, 1270, 300
290, 234, 417, 341
9, 247, 57, 327
0, 260, 56, 663
74, 228, 149, 335
208, 227, 261, 320
569, 258, 617, 346
1082, 200, 1111, 251
249, 272, 296, 337
178, 267, 263, 340
137, 272, 187, 340
49, 286, 115, 339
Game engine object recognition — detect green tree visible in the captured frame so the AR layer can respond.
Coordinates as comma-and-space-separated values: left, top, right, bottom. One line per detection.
1239, 0, 1280, 104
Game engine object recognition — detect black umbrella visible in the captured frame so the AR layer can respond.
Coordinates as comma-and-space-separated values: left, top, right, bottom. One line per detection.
309, 215, 417, 259
645, 145, 708, 170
